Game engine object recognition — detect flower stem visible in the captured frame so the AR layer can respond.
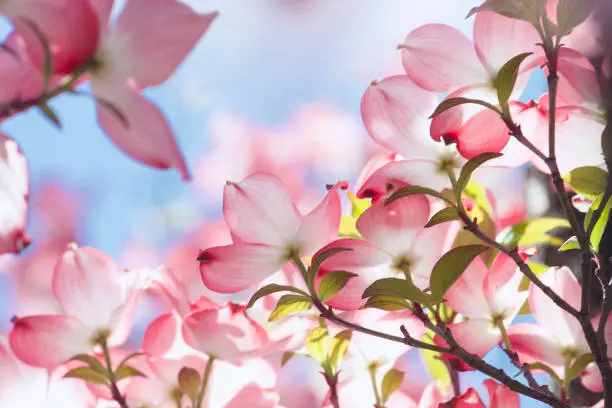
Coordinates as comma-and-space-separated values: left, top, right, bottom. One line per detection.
100, 338, 130, 408
195, 356, 215, 408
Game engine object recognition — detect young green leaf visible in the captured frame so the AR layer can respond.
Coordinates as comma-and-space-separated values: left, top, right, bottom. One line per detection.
385, 186, 455, 207
268, 295, 313, 322
455, 152, 503, 196
559, 236, 580, 252
64, 367, 109, 385
467, 0, 545, 25
584, 194, 612, 252
329, 330, 352, 370
430, 245, 489, 301
381, 369, 404, 404
246, 284, 309, 309
495, 53, 533, 107
306, 326, 330, 365
115, 365, 147, 382
178, 366, 201, 403
565, 353, 594, 389
425, 207, 460, 228
556, 0, 595, 37
362, 278, 432, 307
563, 166, 608, 199
430, 97, 501, 119
497, 217, 570, 248
527, 362, 563, 387
115, 351, 146, 372
318, 270, 358, 302
362, 296, 412, 311
68, 354, 107, 375
281, 351, 296, 366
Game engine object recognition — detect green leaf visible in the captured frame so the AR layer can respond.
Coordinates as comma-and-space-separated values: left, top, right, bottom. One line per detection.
318, 270, 358, 302
497, 218, 570, 248
565, 353, 594, 389
38, 103, 62, 129
559, 236, 580, 252
495, 53, 533, 107
425, 207, 460, 228
246, 284, 309, 309
556, 0, 595, 37
306, 325, 329, 365
115, 351, 146, 372
281, 351, 296, 366
268, 295, 313, 322
563, 166, 608, 199
64, 367, 109, 385
467, 0, 545, 25
456, 153, 503, 196
385, 185, 455, 207
115, 365, 147, 382
381, 369, 404, 404
178, 366, 201, 403
311, 247, 353, 275
430, 97, 501, 119
421, 335, 451, 389
363, 278, 432, 307
329, 330, 352, 370
362, 296, 413, 311
528, 362, 563, 387
584, 194, 612, 252
430, 245, 489, 301
68, 354, 106, 375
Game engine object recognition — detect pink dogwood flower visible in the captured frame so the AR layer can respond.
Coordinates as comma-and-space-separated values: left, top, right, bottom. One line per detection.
449, 380, 519, 407
1, 0, 100, 74
0, 133, 29, 255
314, 194, 454, 310
508, 267, 589, 376
442, 252, 528, 357
199, 172, 345, 293
89, 0, 218, 180
9, 244, 140, 369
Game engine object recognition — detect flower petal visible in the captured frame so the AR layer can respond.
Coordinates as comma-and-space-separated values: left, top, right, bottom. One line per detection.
356, 194, 430, 256
483, 379, 519, 408
199, 243, 286, 294
401, 24, 489, 92
0, 133, 29, 255
5, 0, 100, 74
295, 182, 346, 255
361, 76, 436, 157
455, 107, 510, 159
9, 315, 91, 369
52, 245, 123, 328
507, 323, 565, 368
143, 313, 180, 357
112, 0, 218, 88
445, 256, 489, 319
448, 319, 501, 357
223, 172, 301, 246
92, 80, 191, 180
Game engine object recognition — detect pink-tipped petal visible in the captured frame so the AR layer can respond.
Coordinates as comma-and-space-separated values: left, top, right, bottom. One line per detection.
408, 222, 456, 288
554, 113, 605, 175
182, 303, 268, 361
0, 35, 44, 104
296, 182, 346, 255
581, 362, 603, 393
9, 315, 91, 369
356, 194, 430, 256
361, 76, 436, 157
92, 78, 190, 180
401, 24, 489, 92
223, 173, 301, 246
448, 319, 501, 357
448, 388, 486, 407
5, 0, 100, 74
112, 0, 218, 88
0, 133, 30, 255
473, 11, 539, 76
556, 48, 602, 108
52, 245, 122, 328
483, 379, 519, 408
143, 313, 180, 357
507, 323, 565, 368
483, 252, 522, 314
445, 257, 489, 319
199, 243, 286, 294
455, 108, 509, 158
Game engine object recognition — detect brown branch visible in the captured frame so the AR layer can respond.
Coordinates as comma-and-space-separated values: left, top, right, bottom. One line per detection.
324, 374, 341, 408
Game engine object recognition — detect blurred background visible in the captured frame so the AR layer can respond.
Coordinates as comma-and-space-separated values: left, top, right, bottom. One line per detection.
0, 1, 563, 406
